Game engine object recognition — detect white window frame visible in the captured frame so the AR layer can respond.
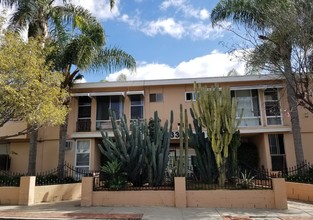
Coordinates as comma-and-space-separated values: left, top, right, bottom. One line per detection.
264, 88, 283, 126
96, 96, 124, 130
185, 92, 196, 101
232, 89, 262, 127
75, 139, 91, 173
129, 95, 144, 120
77, 96, 91, 120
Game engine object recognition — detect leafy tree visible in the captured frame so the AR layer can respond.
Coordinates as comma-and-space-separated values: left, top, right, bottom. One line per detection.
211, 0, 312, 164
0, 32, 69, 174
2, 0, 135, 174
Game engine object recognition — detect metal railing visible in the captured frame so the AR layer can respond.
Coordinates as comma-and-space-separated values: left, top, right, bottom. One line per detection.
76, 119, 91, 132
0, 162, 94, 187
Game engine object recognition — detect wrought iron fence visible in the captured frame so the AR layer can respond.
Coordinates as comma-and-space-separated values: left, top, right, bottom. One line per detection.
0, 170, 24, 187
280, 161, 313, 184
93, 172, 174, 191
186, 168, 273, 190
0, 162, 94, 187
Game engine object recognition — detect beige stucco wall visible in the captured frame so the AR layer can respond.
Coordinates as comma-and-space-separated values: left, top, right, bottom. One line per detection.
0, 121, 28, 140
92, 191, 175, 207
284, 133, 297, 167
0, 187, 19, 205
286, 182, 313, 203
187, 190, 274, 208
82, 177, 287, 209
10, 142, 29, 173
34, 183, 81, 203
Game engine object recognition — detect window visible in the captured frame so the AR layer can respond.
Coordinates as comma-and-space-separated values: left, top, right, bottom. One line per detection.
130, 95, 144, 119
264, 88, 282, 125
150, 93, 163, 102
185, 92, 196, 101
0, 143, 9, 154
96, 96, 124, 130
0, 144, 10, 170
78, 96, 91, 119
232, 89, 261, 126
77, 96, 91, 132
75, 140, 90, 179
268, 134, 286, 171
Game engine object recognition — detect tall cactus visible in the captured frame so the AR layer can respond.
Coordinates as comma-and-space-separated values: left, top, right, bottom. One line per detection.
189, 108, 218, 182
192, 83, 241, 185
145, 111, 173, 186
177, 104, 189, 177
98, 110, 146, 186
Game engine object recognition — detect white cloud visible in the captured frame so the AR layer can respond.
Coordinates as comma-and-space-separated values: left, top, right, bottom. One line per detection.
160, 0, 210, 21
105, 51, 246, 81
143, 18, 184, 38
118, 1, 226, 40
55, 0, 120, 20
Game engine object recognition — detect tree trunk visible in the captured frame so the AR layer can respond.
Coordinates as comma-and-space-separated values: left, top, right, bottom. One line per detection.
58, 114, 69, 177
283, 58, 304, 164
28, 125, 38, 175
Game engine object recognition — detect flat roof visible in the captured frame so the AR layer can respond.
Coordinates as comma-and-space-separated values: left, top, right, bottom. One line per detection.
73, 74, 283, 89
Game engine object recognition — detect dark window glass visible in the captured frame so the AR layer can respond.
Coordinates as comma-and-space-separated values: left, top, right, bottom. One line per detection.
78, 96, 91, 119
150, 93, 163, 102
96, 96, 110, 120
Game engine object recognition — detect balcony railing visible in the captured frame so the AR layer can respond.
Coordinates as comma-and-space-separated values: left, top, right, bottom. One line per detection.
76, 119, 91, 132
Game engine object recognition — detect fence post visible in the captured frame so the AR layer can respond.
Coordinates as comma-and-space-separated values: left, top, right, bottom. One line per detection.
81, 177, 93, 207
174, 177, 187, 208
272, 178, 288, 209
18, 176, 36, 206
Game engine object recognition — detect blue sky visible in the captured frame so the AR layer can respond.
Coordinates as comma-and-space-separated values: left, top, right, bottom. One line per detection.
1, 0, 246, 82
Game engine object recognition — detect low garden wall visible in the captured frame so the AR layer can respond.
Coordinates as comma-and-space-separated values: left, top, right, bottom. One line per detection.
286, 181, 313, 203
81, 177, 288, 209
35, 183, 81, 203
0, 187, 19, 205
0, 176, 81, 205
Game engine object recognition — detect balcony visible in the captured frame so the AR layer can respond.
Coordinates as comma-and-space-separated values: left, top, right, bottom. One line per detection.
76, 119, 91, 132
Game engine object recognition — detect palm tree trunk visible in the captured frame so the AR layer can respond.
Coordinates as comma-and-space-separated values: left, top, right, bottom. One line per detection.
28, 125, 38, 175
283, 57, 304, 164
58, 114, 69, 178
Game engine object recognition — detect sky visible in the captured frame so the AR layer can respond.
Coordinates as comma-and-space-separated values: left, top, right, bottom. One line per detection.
1, 0, 246, 82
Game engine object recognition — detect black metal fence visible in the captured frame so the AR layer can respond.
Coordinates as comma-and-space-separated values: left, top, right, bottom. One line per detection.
186, 168, 273, 190
93, 172, 174, 191
0, 162, 94, 187
279, 161, 313, 184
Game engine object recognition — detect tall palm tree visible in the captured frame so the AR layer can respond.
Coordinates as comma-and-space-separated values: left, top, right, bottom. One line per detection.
49, 11, 136, 174
211, 0, 305, 164
1, 0, 135, 174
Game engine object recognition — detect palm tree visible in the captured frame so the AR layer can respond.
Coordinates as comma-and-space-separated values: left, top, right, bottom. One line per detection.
1, 0, 135, 174
49, 12, 136, 174
211, 0, 304, 164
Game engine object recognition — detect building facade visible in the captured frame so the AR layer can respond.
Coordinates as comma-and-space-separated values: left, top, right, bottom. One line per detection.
1, 75, 313, 174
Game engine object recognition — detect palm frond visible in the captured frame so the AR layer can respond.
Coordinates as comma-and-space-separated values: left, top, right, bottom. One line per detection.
91, 47, 136, 73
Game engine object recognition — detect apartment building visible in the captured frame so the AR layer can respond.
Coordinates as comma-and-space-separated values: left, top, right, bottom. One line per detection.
1, 75, 313, 174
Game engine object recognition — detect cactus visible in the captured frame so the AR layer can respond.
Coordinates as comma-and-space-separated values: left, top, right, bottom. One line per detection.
177, 104, 189, 177
98, 110, 146, 186
192, 83, 241, 185
189, 108, 218, 182
145, 111, 173, 186
98, 109, 173, 187
227, 130, 241, 179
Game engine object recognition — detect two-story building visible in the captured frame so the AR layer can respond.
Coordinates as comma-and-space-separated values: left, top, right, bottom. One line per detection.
1, 75, 313, 174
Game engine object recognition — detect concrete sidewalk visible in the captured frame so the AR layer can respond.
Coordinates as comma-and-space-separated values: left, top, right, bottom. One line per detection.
0, 200, 313, 220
